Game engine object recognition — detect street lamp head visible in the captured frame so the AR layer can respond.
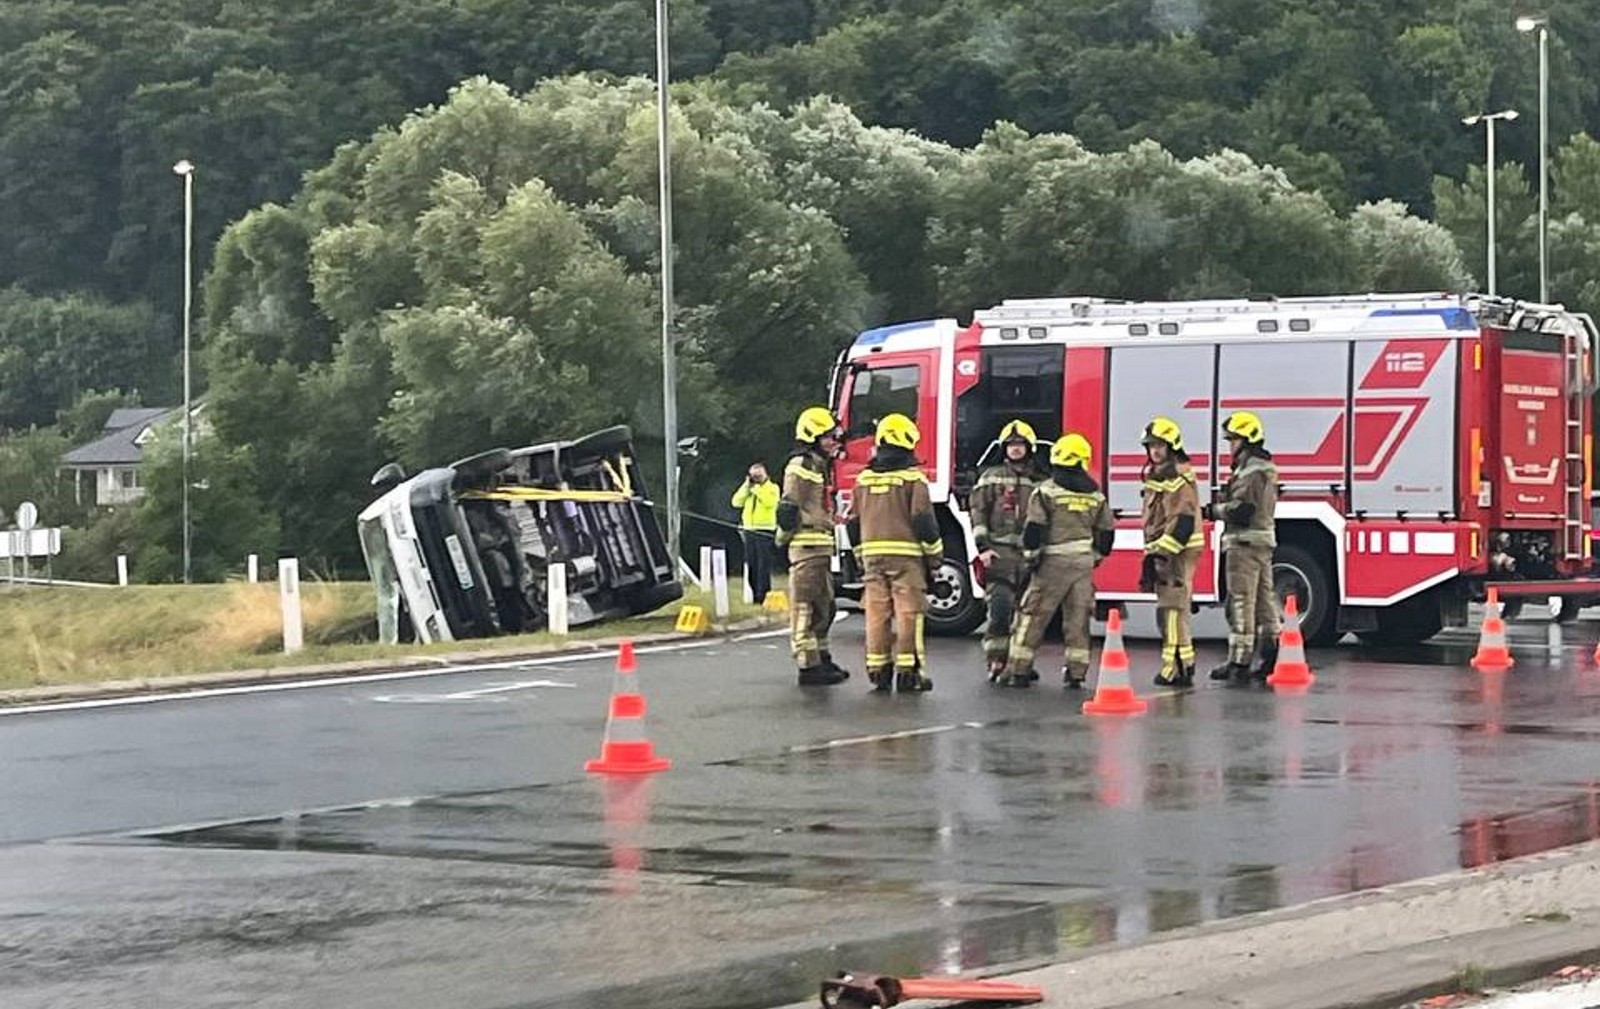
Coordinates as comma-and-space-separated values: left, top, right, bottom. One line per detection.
1516, 14, 1548, 33
1463, 110, 1519, 126
1502, 109, 1521, 121
172, 159, 194, 176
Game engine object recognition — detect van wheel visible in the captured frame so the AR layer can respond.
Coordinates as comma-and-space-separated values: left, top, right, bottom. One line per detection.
925, 552, 985, 636
569, 425, 634, 461
1273, 542, 1337, 645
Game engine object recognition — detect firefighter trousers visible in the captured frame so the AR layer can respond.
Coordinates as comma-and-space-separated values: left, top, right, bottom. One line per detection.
862, 556, 927, 679
1153, 548, 1200, 682
981, 547, 1026, 665
788, 553, 836, 670
1225, 543, 1279, 665
1006, 554, 1096, 680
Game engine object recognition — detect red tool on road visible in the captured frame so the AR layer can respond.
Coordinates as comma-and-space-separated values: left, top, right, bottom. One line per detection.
820, 972, 1043, 1008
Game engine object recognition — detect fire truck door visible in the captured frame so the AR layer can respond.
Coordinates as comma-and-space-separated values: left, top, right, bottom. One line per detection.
837, 352, 940, 510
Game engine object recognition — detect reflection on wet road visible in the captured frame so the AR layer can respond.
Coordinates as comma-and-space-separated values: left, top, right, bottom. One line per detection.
166, 622, 1600, 1005
4, 617, 1600, 1009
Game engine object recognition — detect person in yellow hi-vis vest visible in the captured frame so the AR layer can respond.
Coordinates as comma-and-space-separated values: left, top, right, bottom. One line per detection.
730, 461, 779, 605
1139, 417, 1204, 688
847, 413, 942, 693
775, 407, 850, 687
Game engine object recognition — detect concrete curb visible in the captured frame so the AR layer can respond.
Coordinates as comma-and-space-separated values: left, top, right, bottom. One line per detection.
0, 617, 776, 707
989, 840, 1600, 1009
1111, 913, 1600, 1009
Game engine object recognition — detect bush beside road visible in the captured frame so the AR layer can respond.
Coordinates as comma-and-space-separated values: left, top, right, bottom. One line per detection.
0, 579, 771, 693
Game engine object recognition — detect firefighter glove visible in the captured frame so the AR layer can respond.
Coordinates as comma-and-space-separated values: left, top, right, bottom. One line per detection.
1139, 554, 1158, 593
1230, 501, 1257, 526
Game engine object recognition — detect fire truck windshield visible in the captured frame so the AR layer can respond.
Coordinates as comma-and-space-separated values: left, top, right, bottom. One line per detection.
845, 363, 921, 435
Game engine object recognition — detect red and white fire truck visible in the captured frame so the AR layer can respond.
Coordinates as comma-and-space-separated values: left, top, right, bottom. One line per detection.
829, 293, 1600, 644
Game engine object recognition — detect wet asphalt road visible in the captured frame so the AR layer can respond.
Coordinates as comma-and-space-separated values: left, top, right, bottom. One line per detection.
3, 615, 1600, 1009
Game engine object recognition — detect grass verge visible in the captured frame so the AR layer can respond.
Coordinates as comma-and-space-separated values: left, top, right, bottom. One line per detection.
0, 578, 777, 691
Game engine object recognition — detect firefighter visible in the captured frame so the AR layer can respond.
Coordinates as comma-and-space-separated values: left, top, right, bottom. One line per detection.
999, 433, 1114, 689
847, 413, 942, 693
775, 406, 850, 687
1140, 417, 1204, 687
1206, 410, 1281, 684
970, 419, 1049, 680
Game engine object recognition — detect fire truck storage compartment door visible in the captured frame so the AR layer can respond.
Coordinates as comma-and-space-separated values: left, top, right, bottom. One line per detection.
1498, 332, 1567, 519
1106, 344, 1215, 515
1217, 341, 1349, 499
1349, 338, 1458, 515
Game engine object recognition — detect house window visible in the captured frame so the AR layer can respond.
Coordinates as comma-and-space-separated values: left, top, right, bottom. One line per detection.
117, 468, 140, 490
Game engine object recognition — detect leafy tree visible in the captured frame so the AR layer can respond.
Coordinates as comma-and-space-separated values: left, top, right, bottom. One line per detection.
0, 427, 80, 527
133, 425, 279, 583
0, 288, 171, 430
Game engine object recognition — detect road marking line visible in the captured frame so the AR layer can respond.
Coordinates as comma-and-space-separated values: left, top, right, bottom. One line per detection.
787, 721, 986, 752
0, 630, 788, 717
371, 678, 579, 703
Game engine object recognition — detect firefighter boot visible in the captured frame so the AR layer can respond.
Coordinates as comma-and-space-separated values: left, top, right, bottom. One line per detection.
1176, 665, 1196, 687
866, 666, 892, 693
1249, 641, 1278, 683
1062, 665, 1087, 690
985, 654, 1008, 683
1210, 661, 1248, 682
798, 664, 849, 687
896, 666, 933, 693
820, 650, 853, 682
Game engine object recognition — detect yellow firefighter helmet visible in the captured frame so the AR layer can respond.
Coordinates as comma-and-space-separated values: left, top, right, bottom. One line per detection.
999, 419, 1038, 445
794, 406, 840, 443
1050, 433, 1093, 468
1141, 416, 1186, 453
875, 413, 920, 451
1222, 410, 1266, 445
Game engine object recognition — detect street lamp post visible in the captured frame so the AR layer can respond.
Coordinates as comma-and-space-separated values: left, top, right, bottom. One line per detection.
173, 159, 194, 584
1517, 14, 1550, 302
1461, 110, 1519, 297
654, 0, 680, 568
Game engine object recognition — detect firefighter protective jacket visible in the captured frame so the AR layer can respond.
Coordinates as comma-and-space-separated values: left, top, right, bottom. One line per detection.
1216, 447, 1279, 548
776, 444, 836, 560
970, 460, 1047, 550
1021, 467, 1115, 559
848, 447, 942, 563
1142, 459, 1203, 556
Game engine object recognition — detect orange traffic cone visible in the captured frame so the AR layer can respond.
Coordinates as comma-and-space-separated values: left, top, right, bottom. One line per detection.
1591, 637, 1600, 664
585, 641, 672, 774
1266, 596, 1315, 688
1083, 610, 1148, 716
1470, 589, 1515, 670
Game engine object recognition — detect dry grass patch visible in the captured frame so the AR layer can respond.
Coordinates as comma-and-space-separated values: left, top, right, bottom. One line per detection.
0, 576, 777, 691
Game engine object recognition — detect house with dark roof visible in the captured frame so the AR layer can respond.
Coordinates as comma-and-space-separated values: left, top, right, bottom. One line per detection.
60, 407, 179, 507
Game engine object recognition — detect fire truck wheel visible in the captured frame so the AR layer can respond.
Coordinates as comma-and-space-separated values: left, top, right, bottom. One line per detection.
924, 553, 985, 636
1272, 542, 1336, 646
